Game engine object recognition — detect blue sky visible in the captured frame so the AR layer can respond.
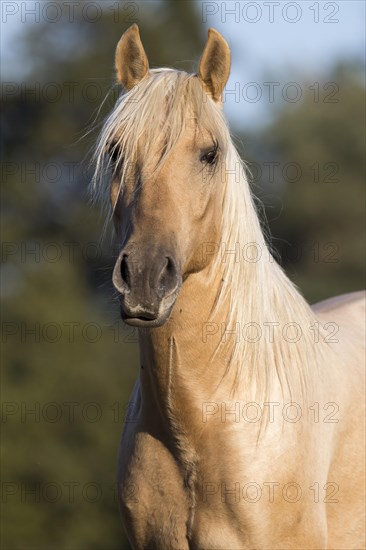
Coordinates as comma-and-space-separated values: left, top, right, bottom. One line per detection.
1, 0, 365, 129
199, 0, 365, 127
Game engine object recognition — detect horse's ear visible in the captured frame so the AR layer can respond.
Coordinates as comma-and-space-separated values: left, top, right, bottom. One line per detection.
198, 28, 231, 102
115, 24, 149, 90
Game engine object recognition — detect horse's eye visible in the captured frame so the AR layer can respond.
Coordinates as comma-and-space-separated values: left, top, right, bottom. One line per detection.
200, 147, 218, 166
107, 143, 121, 165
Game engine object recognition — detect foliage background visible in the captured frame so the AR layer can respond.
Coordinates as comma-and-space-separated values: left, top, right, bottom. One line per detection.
1, 1, 364, 548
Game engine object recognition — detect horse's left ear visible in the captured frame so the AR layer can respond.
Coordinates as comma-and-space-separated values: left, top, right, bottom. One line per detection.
115, 24, 149, 90
198, 28, 231, 102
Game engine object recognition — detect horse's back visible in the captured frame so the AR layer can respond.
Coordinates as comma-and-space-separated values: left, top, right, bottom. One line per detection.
312, 289, 364, 312
312, 290, 365, 360
313, 291, 365, 549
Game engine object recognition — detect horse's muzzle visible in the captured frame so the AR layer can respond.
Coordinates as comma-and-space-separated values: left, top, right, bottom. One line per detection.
112, 248, 181, 327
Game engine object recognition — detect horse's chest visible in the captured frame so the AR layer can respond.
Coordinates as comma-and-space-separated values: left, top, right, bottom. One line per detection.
118, 428, 191, 549
119, 448, 243, 548
119, 425, 259, 549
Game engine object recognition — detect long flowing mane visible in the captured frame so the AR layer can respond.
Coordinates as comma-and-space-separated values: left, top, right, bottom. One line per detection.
93, 69, 332, 422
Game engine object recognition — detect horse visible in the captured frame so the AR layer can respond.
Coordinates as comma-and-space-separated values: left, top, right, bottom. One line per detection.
93, 24, 365, 550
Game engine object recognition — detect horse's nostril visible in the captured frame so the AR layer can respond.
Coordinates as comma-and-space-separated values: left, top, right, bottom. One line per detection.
155, 256, 178, 297
120, 254, 130, 287
165, 256, 175, 275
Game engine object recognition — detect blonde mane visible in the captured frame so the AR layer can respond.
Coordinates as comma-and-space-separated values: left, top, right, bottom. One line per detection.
93, 69, 332, 421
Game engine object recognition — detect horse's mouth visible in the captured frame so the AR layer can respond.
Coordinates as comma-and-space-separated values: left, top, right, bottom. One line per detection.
120, 305, 174, 328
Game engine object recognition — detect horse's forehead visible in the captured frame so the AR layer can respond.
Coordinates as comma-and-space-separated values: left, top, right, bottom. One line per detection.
135, 118, 212, 154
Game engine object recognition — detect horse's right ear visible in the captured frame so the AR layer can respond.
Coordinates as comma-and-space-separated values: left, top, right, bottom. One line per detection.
115, 24, 149, 90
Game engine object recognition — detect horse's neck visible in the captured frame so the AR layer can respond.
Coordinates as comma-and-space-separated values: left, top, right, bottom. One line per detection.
139, 263, 230, 400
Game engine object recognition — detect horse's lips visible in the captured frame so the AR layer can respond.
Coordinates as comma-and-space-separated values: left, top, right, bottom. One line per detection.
121, 308, 173, 328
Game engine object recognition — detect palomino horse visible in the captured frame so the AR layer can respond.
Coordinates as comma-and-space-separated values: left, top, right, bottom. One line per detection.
94, 24, 365, 550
